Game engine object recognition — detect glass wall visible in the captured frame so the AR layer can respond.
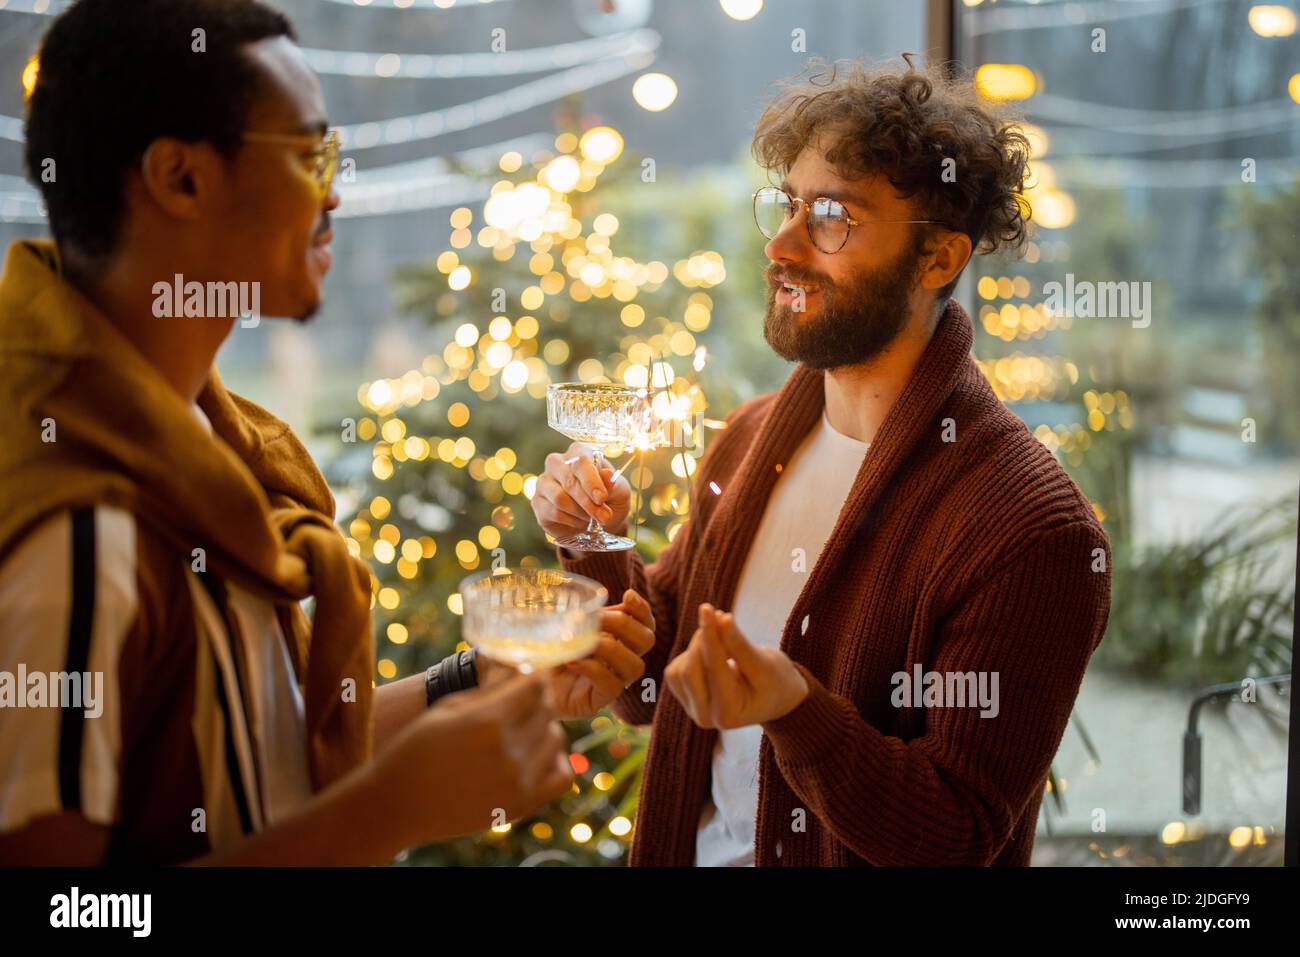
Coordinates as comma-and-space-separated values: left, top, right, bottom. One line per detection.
952, 0, 1298, 865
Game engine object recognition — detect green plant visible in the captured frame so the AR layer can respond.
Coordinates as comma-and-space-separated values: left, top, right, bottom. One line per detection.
1095, 494, 1297, 688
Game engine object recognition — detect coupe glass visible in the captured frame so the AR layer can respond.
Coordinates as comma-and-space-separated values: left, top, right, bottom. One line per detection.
545, 382, 655, 552
459, 568, 607, 673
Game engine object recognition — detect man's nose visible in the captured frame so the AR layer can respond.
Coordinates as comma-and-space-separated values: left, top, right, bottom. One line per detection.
323, 185, 341, 212
763, 213, 811, 264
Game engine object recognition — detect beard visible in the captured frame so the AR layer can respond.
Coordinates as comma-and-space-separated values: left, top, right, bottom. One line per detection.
763, 238, 927, 371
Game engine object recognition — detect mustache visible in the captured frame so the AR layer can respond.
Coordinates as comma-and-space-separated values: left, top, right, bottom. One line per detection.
764, 263, 832, 288
314, 214, 332, 240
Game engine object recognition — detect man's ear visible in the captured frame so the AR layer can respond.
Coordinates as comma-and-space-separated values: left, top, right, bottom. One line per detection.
139, 137, 219, 221
919, 230, 973, 293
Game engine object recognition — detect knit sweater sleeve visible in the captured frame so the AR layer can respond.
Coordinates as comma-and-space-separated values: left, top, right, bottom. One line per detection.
761, 520, 1111, 866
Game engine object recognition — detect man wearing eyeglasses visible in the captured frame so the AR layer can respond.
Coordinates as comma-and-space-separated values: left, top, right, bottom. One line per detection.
0, 0, 664, 865
534, 57, 1112, 866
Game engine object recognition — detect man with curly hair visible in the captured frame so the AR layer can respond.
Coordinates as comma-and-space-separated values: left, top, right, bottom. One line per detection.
532, 57, 1113, 866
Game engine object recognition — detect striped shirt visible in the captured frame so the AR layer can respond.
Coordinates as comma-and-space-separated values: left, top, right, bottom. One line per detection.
0, 407, 313, 863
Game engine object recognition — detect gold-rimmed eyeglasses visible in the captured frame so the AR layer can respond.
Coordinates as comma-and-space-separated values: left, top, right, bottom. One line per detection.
752, 185, 944, 254
241, 128, 341, 199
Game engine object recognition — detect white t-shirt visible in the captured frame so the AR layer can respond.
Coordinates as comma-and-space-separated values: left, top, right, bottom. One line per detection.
694, 411, 869, 867
187, 403, 313, 828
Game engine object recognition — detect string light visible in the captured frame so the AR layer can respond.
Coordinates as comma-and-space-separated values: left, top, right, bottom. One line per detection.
303, 29, 656, 78
335, 40, 658, 149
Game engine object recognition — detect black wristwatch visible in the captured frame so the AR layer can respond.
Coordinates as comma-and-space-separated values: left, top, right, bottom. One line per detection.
425, 649, 479, 707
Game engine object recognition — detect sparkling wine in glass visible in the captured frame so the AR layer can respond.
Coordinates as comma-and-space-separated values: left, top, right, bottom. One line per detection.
545, 382, 655, 552
459, 568, 607, 674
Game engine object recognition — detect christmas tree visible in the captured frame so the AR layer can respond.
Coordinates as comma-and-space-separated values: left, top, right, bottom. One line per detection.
321, 112, 761, 865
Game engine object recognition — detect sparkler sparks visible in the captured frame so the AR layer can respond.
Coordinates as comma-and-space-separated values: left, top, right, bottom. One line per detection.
628, 427, 664, 453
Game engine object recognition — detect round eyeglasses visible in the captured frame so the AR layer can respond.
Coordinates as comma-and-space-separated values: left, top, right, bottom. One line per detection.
241, 128, 342, 200
752, 185, 944, 255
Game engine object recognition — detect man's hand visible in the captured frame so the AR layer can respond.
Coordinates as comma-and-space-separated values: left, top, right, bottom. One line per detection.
665, 603, 809, 729
477, 590, 656, 719
532, 441, 633, 540
376, 671, 572, 842
551, 589, 654, 718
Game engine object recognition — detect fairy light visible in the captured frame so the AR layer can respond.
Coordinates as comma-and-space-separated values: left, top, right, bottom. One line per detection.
578, 126, 624, 164
542, 154, 581, 193
570, 823, 593, 844
1248, 5, 1297, 37
974, 63, 1038, 102
632, 72, 678, 112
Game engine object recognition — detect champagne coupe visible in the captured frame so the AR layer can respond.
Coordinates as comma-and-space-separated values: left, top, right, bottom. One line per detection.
545, 382, 655, 552
459, 568, 607, 673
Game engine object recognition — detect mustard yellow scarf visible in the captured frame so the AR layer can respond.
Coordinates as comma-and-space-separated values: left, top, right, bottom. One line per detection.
0, 239, 372, 790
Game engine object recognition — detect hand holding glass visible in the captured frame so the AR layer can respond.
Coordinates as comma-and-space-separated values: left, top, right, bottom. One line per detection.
545, 382, 655, 552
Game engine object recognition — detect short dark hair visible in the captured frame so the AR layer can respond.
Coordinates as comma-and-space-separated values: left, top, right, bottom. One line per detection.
24, 0, 294, 261
752, 56, 1032, 300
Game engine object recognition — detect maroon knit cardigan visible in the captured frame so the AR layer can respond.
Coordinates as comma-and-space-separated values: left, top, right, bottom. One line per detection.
560, 297, 1112, 866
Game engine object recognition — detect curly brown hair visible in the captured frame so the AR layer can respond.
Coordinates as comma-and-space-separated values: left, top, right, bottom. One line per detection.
752, 55, 1032, 299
